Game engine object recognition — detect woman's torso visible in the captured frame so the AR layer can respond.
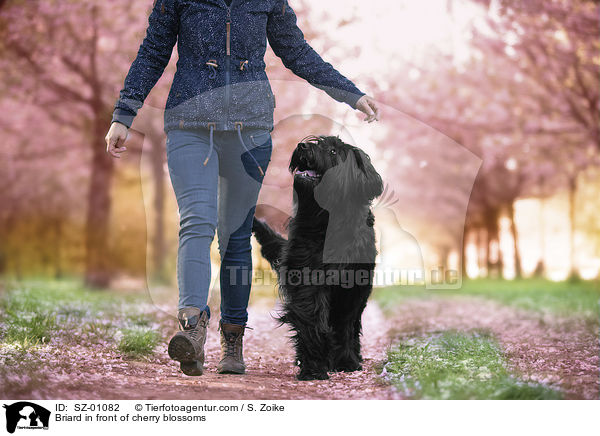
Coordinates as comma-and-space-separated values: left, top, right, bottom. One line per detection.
165, 0, 277, 132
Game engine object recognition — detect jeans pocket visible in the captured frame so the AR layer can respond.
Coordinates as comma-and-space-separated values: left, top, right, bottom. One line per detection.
165, 129, 189, 157
242, 132, 272, 183
249, 129, 271, 149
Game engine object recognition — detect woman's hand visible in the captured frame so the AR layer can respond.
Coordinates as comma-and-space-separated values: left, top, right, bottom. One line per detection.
105, 122, 129, 158
356, 95, 380, 123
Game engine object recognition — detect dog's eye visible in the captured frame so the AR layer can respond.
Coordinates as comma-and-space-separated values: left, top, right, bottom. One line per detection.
330, 149, 336, 155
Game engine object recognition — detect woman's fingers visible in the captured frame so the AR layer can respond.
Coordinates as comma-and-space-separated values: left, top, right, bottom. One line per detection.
368, 99, 380, 122
356, 95, 380, 123
106, 136, 122, 158
357, 96, 374, 119
105, 122, 129, 158
364, 98, 379, 122
111, 143, 128, 159
106, 136, 127, 158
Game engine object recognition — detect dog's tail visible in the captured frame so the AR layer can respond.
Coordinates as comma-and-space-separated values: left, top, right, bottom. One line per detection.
252, 218, 286, 270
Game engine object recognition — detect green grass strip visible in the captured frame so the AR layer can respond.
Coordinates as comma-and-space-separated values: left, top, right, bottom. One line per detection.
374, 278, 600, 319
384, 331, 562, 400
0, 279, 156, 355
117, 327, 160, 358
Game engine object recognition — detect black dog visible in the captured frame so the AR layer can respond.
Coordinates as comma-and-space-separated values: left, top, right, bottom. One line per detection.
253, 135, 383, 380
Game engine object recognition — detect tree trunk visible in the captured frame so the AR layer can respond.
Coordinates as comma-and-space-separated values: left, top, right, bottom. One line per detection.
4, 213, 21, 279
149, 132, 167, 283
497, 239, 504, 279
476, 227, 483, 277
533, 195, 546, 277
439, 245, 450, 272
508, 202, 522, 279
484, 206, 500, 278
0, 224, 6, 275
53, 216, 63, 279
567, 174, 578, 279
84, 6, 115, 289
461, 227, 468, 279
84, 113, 114, 289
485, 228, 491, 276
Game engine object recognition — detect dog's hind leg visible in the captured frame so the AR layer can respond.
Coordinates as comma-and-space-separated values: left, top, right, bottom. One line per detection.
282, 290, 332, 381
252, 218, 286, 269
292, 326, 332, 380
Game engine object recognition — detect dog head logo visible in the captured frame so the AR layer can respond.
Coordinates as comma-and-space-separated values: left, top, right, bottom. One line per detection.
2, 402, 50, 434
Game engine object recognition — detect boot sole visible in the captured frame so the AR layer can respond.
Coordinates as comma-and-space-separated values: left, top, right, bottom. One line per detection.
168, 334, 197, 361
168, 334, 205, 376
180, 361, 204, 376
216, 365, 246, 375
216, 369, 245, 375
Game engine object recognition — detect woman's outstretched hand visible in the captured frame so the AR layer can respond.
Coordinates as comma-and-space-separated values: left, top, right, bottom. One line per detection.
105, 122, 129, 158
356, 95, 380, 123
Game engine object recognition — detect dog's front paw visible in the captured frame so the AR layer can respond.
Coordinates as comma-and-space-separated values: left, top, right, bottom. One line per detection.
297, 369, 329, 381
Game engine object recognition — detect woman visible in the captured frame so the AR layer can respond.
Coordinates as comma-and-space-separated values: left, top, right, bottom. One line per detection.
105, 0, 379, 377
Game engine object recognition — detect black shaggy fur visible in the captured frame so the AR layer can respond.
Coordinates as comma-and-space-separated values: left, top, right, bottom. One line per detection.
253, 135, 383, 380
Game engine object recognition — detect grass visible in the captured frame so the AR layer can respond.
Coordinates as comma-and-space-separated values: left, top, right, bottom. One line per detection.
117, 326, 160, 358
384, 331, 562, 400
0, 278, 160, 358
2, 312, 57, 346
373, 278, 600, 319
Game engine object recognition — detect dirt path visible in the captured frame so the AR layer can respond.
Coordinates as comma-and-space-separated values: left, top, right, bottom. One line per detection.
385, 298, 599, 400
5, 300, 398, 400
3, 295, 597, 400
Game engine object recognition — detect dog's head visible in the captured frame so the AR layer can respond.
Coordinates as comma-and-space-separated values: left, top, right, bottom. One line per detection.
289, 135, 383, 208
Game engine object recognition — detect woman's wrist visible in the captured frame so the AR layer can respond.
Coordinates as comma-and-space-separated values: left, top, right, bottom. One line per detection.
111, 107, 135, 129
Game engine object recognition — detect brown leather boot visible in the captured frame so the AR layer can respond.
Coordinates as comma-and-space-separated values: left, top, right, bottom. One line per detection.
168, 307, 209, 376
216, 321, 246, 374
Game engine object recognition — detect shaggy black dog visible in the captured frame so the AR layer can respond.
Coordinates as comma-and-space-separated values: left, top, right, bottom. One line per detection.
253, 135, 383, 380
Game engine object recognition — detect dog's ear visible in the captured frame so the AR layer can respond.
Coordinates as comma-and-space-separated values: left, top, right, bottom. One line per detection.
352, 148, 384, 201
314, 147, 383, 209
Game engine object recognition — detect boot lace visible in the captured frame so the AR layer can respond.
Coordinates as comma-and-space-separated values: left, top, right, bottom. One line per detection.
223, 332, 238, 358
181, 315, 206, 341
187, 325, 202, 341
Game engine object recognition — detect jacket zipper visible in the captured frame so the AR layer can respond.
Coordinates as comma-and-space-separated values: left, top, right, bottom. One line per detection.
226, 8, 231, 56
225, 6, 231, 126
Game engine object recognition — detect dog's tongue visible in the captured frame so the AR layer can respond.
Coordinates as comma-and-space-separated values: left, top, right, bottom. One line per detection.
295, 169, 318, 177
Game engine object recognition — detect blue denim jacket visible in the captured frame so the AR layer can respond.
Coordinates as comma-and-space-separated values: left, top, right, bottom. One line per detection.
112, 0, 366, 132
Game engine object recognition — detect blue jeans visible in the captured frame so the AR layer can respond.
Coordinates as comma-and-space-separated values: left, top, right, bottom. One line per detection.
166, 127, 272, 325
